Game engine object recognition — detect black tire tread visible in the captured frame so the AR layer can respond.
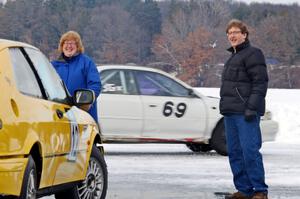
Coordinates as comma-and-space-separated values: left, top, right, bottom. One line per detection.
210, 120, 228, 156
186, 143, 212, 153
19, 155, 37, 199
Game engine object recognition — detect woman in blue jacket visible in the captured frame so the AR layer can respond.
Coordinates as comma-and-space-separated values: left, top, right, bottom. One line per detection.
52, 30, 101, 122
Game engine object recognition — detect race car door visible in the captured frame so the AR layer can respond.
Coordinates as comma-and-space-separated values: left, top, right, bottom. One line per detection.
134, 70, 207, 139
98, 69, 143, 137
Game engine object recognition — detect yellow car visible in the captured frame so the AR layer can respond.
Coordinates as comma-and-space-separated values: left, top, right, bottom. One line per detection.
0, 39, 107, 199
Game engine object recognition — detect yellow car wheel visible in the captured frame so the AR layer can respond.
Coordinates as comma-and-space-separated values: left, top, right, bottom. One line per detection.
19, 156, 37, 199
55, 145, 108, 199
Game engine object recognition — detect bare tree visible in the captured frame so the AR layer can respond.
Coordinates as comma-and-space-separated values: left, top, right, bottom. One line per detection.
191, 0, 231, 30
255, 15, 297, 64
83, 4, 144, 64
152, 22, 213, 86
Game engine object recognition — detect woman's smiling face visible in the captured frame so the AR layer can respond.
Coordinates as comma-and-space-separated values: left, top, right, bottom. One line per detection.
62, 40, 78, 57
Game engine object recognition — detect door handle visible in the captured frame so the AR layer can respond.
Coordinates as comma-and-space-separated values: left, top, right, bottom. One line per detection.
56, 109, 64, 119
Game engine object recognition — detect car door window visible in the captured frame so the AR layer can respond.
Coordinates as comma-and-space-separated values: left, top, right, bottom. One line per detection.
101, 69, 138, 95
24, 48, 69, 104
135, 71, 190, 97
124, 70, 138, 95
9, 48, 43, 98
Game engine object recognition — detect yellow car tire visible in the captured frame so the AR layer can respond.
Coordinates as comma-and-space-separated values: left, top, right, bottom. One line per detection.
55, 145, 108, 199
19, 155, 37, 199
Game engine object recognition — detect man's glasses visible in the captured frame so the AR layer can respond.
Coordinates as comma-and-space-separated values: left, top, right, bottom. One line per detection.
227, 31, 241, 36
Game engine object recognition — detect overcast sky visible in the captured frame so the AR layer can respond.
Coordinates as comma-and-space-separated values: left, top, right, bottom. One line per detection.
236, 0, 300, 4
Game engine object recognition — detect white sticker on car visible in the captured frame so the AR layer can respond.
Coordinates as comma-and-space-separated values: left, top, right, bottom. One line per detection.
66, 109, 79, 161
103, 83, 123, 92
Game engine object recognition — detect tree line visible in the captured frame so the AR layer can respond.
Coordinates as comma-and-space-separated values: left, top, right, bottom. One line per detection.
1, 0, 300, 88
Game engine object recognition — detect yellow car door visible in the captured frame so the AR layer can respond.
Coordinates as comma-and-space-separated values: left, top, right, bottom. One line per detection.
24, 47, 91, 185
6, 47, 61, 190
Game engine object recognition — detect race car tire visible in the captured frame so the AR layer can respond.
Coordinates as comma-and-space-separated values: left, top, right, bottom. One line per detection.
210, 120, 228, 156
19, 155, 37, 199
55, 145, 108, 199
186, 143, 212, 152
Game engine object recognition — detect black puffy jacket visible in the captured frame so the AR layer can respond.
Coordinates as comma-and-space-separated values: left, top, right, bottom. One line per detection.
220, 40, 268, 116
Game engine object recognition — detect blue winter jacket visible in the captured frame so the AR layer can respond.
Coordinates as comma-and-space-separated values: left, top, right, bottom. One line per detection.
51, 53, 101, 122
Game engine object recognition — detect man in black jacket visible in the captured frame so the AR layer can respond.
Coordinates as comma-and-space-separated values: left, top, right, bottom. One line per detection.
220, 19, 269, 199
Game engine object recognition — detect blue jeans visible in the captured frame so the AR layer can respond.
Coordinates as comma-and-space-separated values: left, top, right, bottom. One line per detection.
224, 114, 268, 196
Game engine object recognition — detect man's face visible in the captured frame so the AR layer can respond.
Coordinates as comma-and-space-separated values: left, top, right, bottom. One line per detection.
227, 27, 247, 48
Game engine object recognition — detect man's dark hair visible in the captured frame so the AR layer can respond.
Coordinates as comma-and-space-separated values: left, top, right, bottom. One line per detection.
226, 19, 249, 39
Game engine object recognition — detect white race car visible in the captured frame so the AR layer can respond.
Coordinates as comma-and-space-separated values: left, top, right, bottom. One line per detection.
97, 65, 278, 155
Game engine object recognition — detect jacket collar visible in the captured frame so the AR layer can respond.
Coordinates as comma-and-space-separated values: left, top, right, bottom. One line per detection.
227, 39, 250, 54
57, 52, 80, 62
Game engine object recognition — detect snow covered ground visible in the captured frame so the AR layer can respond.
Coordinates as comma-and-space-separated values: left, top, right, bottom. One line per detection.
103, 142, 300, 199
43, 142, 300, 199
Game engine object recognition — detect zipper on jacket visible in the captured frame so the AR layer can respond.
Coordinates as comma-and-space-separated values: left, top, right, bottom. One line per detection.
235, 87, 246, 103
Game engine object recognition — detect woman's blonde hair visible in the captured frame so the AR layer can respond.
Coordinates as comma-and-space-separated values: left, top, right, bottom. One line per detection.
58, 30, 84, 53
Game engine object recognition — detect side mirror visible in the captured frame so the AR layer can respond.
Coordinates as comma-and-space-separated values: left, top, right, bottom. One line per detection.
188, 88, 200, 98
73, 89, 95, 106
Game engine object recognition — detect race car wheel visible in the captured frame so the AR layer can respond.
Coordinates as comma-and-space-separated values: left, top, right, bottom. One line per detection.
19, 155, 37, 199
210, 120, 228, 156
55, 145, 108, 199
186, 143, 212, 153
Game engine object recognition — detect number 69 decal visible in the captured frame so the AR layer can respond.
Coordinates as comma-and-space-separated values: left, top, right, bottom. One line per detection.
163, 101, 187, 118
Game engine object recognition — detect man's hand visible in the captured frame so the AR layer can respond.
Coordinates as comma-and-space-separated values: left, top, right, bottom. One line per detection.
244, 109, 257, 122
79, 104, 92, 112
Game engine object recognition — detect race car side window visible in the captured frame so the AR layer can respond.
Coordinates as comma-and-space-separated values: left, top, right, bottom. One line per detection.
100, 69, 138, 95
101, 70, 123, 94
135, 71, 189, 97
123, 70, 138, 95
24, 47, 69, 104
9, 48, 43, 98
